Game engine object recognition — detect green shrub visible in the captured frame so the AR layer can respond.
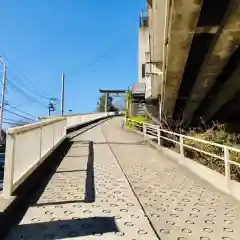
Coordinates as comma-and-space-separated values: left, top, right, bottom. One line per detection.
126, 116, 151, 130
183, 125, 240, 181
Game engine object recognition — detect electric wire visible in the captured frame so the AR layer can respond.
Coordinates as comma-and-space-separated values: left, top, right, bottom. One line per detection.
4, 102, 38, 119
0, 71, 49, 104
3, 121, 21, 126
5, 66, 50, 101
4, 109, 35, 122
0, 52, 51, 99
6, 79, 48, 109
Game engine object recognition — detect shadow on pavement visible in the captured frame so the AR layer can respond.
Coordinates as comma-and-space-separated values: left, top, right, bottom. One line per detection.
7, 217, 119, 239
56, 169, 86, 173
0, 139, 73, 239
34, 141, 96, 207
67, 117, 111, 138
85, 141, 95, 202
5, 139, 119, 239
93, 141, 145, 145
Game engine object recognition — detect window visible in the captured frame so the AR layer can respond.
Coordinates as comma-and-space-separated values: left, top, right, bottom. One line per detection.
142, 64, 146, 78
145, 52, 150, 62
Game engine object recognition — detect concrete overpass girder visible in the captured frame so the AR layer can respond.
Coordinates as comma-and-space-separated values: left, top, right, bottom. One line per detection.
204, 65, 240, 121
163, 0, 203, 118
183, 2, 240, 122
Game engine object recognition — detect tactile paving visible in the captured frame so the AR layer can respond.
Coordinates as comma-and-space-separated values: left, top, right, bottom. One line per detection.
101, 117, 240, 240
6, 121, 158, 240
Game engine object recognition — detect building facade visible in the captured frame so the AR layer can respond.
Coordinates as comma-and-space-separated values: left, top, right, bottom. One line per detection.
138, 1, 168, 102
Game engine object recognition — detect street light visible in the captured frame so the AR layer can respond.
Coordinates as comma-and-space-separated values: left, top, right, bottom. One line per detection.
0, 57, 6, 140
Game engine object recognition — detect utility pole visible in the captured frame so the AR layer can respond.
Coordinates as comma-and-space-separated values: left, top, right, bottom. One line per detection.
61, 72, 65, 116
0, 57, 6, 140
48, 103, 51, 116
104, 92, 108, 112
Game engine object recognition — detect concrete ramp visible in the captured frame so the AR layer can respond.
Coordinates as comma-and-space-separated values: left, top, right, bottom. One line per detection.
5, 117, 240, 240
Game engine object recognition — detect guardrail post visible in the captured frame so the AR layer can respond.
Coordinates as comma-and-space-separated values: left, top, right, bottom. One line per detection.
52, 123, 55, 146
3, 134, 16, 197
180, 135, 184, 156
63, 119, 67, 137
157, 128, 161, 145
39, 127, 43, 159
224, 146, 230, 186
143, 123, 147, 141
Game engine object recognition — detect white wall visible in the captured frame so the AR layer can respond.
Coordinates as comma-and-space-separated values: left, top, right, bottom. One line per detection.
138, 27, 150, 84
146, 0, 168, 100
66, 112, 115, 129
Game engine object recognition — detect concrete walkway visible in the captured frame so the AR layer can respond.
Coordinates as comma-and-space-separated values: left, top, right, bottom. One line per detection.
6, 117, 240, 240
101, 118, 240, 240
6, 119, 158, 240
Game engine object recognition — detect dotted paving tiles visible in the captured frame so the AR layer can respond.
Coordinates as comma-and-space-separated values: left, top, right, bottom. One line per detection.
6, 124, 158, 240
101, 117, 240, 240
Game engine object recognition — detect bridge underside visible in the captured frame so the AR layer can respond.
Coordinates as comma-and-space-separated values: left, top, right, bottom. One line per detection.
5, 118, 240, 240
162, 0, 240, 126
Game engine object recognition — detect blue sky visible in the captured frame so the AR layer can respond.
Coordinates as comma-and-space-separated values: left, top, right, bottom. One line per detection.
0, 0, 145, 122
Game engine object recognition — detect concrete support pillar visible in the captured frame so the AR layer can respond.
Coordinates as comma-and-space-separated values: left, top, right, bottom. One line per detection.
163, 0, 203, 117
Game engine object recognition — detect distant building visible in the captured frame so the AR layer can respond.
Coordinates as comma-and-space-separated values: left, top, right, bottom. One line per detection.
138, 3, 166, 100
138, 9, 150, 85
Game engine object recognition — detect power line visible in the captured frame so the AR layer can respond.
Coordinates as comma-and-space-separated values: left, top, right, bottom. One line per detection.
72, 37, 134, 80
0, 52, 51, 99
0, 71, 49, 108
3, 121, 20, 126
3, 118, 29, 125
4, 102, 37, 119
6, 78, 48, 109
4, 109, 35, 122
5, 66, 50, 100
6, 81, 47, 108
4, 117, 24, 122
3, 118, 31, 126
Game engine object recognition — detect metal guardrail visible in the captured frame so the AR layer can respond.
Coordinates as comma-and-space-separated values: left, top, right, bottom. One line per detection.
126, 118, 240, 185
3, 118, 67, 197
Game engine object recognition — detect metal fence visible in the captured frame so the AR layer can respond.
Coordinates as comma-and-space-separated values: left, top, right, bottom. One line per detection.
126, 118, 240, 184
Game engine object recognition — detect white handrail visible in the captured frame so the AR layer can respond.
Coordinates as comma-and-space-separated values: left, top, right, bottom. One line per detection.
126, 118, 240, 185
7, 118, 65, 134
66, 112, 115, 129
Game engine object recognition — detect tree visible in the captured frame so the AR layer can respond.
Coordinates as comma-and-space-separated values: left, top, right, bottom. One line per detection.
96, 94, 119, 112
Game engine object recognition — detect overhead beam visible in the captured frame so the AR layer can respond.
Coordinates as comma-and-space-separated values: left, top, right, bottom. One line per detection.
99, 89, 127, 94
183, 1, 240, 122
203, 65, 240, 121
163, 0, 203, 117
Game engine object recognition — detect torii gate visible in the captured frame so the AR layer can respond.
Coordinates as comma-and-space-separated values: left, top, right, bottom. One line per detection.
99, 89, 127, 112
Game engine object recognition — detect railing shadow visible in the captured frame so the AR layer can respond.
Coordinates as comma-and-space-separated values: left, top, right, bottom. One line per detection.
93, 141, 145, 145
7, 217, 119, 239
2, 137, 120, 239
33, 141, 95, 207
67, 117, 111, 137
0, 139, 73, 239
85, 141, 95, 202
